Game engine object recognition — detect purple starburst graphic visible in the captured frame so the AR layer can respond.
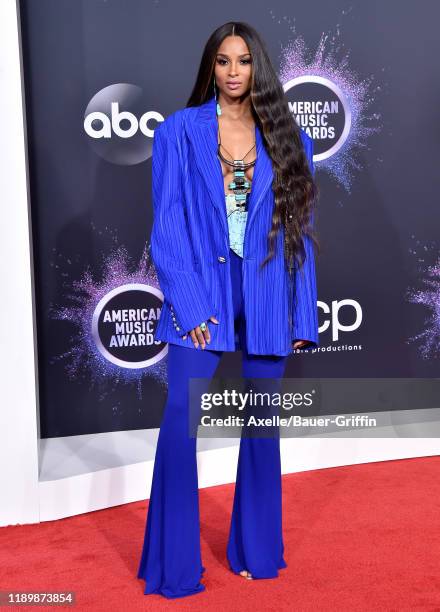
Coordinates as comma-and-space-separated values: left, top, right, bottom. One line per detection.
274, 8, 383, 191
49, 231, 168, 398
406, 236, 440, 359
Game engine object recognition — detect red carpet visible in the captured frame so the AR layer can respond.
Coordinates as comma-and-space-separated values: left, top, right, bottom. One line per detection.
1, 456, 439, 610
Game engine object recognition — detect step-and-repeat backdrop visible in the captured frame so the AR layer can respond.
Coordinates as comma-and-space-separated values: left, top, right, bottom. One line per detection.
19, 1, 439, 437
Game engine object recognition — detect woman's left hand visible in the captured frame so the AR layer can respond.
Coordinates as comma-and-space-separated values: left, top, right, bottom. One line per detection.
292, 339, 310, 349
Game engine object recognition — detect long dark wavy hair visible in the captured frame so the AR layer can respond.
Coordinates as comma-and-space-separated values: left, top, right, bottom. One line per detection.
186, 21, 319, 278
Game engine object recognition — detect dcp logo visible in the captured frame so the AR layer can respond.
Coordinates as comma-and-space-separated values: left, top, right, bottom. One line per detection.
84, 83, 163, 165
284, 76, 351, 161
318, 299, 362, 341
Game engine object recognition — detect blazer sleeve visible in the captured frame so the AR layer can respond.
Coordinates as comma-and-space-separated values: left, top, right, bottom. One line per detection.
291, 135, 319, 348
150, 117, 215, 335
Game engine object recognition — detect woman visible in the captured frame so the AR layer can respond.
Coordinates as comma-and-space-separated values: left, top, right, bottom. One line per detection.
137, 21, 319, 599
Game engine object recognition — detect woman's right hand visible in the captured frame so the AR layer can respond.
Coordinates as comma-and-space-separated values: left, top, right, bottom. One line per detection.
183, 316, 219, 349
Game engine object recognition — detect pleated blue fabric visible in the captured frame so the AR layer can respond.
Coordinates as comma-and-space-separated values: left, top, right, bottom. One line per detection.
137, 248, 288, 598
150, 94, 319, 356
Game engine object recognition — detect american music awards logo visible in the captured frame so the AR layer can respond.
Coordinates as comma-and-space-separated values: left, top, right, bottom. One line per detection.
284, 76, 351, 161
91, 283, 166, 369
280, 30, 383, 191
49, 242, 169, 395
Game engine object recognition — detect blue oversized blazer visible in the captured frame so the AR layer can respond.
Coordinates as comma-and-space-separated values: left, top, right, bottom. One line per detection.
150, 95, 319, 356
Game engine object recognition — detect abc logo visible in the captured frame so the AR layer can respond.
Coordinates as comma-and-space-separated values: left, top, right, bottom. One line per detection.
83, 83, 163, 165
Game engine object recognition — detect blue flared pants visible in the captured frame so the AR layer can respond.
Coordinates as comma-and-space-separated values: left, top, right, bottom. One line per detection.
137, 248, 288, 599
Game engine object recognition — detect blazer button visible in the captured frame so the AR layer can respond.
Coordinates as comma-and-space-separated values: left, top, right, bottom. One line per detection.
218, 256, 226, 263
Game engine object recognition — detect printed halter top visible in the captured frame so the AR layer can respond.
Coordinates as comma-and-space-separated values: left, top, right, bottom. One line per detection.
225, 193, 248, 259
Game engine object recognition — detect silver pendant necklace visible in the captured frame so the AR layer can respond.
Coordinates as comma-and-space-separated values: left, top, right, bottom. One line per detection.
216, 119, 256, 208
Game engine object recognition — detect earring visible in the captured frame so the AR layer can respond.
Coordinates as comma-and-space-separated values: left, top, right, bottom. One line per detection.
213, 76, 222, 116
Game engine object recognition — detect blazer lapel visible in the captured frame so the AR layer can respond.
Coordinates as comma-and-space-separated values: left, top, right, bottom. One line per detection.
184, 96, 274, 240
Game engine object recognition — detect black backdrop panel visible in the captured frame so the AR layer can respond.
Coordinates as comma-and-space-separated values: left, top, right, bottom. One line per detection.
19, 1, 440, 437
